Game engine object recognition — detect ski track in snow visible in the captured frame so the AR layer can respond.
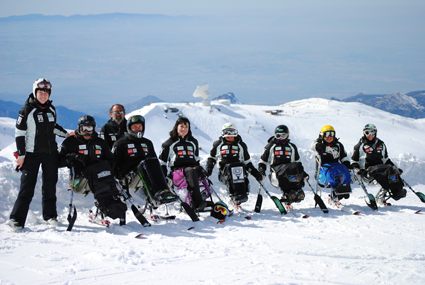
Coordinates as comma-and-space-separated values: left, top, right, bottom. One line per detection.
1, 100, 425, 284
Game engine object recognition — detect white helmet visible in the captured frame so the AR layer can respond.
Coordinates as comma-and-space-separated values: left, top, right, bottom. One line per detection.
33, 78, 52, 96
222, 123, 238, 137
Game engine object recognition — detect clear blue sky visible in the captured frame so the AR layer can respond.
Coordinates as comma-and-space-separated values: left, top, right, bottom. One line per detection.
1, 1, 424, 112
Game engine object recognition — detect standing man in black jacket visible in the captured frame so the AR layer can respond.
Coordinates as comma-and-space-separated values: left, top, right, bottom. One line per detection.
100, 104, 127, 150
8, 78, 73, 231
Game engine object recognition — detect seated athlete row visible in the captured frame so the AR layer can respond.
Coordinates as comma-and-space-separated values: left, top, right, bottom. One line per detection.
57, 114, 406, 225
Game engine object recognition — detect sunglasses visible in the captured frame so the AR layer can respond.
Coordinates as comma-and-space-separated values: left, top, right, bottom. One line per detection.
323, 131, 335, 138
80, 125, 94, 132
364, 130, 376, 136
214, 204, 228, 215
37, 82, 52, 89
112, 111, 124, 115
275, 133, 288, 139
129, 115, 145, 123
223, 129, 238, 136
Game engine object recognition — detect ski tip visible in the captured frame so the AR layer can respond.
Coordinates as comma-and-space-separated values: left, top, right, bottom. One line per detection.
187, 226, 195, 230
415, 210, 423, 214
302, 215, 310, 218
353, 211, 361, 215
217, 219, 225, 224
245, 216, 252, 220
135, 233, 146, 239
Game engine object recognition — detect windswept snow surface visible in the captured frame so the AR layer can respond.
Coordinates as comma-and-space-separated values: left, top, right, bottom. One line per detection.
1, 99, 425, 284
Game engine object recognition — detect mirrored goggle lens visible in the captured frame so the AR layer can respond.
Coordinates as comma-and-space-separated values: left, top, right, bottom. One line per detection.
364, 130, 376, 136
214, 205, 228, 215
275, 133, 288, 139
112, 111, 124, 115
81, 125, 94, 132
223, 129, 238, 136
130, 115, 144, 123
37, 82, 52, 89
323, 131, 335, 138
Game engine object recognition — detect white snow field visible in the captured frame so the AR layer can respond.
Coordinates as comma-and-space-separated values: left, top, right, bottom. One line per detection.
1, 98, 425, 285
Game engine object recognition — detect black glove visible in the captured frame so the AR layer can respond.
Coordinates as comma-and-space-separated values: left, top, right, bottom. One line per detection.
315, 142, 326, 153
357, 169, 367, 179
303, 171, 309, 180
253, 169, 263, 182
206, 167, 213, 177
397, 168, 403, 175
65, 153, 80, 167
343, 161, 353, 170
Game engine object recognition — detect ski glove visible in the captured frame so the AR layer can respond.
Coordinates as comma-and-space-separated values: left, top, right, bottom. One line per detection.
357, 169, 367, 179
65, 153, 81, 167
397, 168, 403, 175
325, 146, 339, 159
206, 167, 213, 177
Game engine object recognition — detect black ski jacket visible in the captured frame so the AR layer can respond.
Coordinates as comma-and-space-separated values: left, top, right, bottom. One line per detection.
15, 94, 68, 157
112, 135, 157, 179
100, 118, 128, 150
206, 135, 257, 174
159, 135, 200, 175
58, 131, 115, 177
351, 136, 393, 170
258, 136, 301, 173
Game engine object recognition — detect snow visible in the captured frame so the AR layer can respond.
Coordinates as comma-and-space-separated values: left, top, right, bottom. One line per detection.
1, 99, 425, 284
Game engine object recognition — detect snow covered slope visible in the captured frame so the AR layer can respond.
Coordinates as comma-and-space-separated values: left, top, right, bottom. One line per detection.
1, 99, 425, 284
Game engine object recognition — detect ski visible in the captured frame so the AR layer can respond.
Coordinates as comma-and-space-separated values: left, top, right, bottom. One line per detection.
328, 197, 361, 215
150, 214, 176, 222
89, 214, 111, 228
282, 201, 309, 218
135, 233, 147, 239
228, 198, 252, 220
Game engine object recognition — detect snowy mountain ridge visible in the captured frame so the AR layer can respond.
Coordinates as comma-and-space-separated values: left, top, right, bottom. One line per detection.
1, 98, 425, 284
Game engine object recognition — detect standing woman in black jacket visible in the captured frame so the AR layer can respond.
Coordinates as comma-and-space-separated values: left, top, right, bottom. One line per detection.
159, 117, 206, 211
8, 78, 74, 231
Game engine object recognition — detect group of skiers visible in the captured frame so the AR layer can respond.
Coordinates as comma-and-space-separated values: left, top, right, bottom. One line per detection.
7, 78, 407, 231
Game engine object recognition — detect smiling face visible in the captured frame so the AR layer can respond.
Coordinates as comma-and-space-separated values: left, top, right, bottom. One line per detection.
36, 90, 50, 104
110, 105, 125, 124
177, 122, 189, 138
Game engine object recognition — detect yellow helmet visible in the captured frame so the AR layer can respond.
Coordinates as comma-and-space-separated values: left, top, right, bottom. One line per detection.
320, 125, 336, 138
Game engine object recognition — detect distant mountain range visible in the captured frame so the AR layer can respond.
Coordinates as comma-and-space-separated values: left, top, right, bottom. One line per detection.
211, 92, 242, 104
331, 90, 425, 119
0, 99, 107, 130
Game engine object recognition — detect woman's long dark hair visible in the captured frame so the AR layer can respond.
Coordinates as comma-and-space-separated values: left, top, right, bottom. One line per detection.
169, 116, 192, 139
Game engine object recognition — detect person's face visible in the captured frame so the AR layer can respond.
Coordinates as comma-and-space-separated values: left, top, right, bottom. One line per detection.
80, 125, 94, 140
324, 136, 334, 143
36, 90, 50, 104
177, 122, 189, 138
364, 130, 376, 141
225, 136, 235, 142
131, 123, 143, 132
110, 105, 125, 124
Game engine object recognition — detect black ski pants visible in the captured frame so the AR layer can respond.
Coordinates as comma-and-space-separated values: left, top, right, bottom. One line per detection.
10, 152, 58, 227
183, 166, 204, 207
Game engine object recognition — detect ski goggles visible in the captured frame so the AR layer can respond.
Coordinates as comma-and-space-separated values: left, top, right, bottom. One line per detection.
364, 130, 376, 136
80, 125, 94, 132
275, 133, 288, 139
37, 82, 52, 89
214, 204, 228, 215
112, 111, 124, 115
222, 129, 238, 137
129, 115, 145, 124
323, 131, 335, 138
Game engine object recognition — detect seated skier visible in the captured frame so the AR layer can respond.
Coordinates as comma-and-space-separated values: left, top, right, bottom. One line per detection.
311, 125, 352, 201
112, 115, 177, 206
206, 123, 263, 205
58, 115, 127, 224
258, 125, 308, 204
351, 123, 406, 203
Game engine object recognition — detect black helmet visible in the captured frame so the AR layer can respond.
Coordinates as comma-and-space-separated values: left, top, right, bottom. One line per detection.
77, 115, 96, 137
274, 125, 289, 139
127, 115, 145, 138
